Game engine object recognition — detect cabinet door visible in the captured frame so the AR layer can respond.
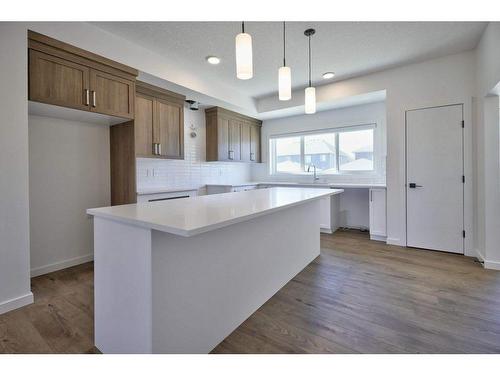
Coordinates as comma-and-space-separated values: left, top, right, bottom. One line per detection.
134, 93, 154, 157
369, 188, 387, 240
217, 117, 230, 161
155, 98, 184, 159
29, 49, 90, 111
228, 119, 241, 161
240, 121, 251, 162
250, 124, 261, 163
90, 69, 135, 119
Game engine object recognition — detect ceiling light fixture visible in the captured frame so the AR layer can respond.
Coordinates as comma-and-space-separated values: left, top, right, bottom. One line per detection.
235, 22, 253, 80
304, 28, 316, 114
206, 56, 220, 65
322, 72, 335, 80
278, 22, 291, 101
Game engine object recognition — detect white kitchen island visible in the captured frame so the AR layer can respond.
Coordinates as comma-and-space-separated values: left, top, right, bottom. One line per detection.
86, 187, 343, 354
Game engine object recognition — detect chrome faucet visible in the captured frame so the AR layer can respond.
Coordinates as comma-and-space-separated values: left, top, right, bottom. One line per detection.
307, 164, 320, 182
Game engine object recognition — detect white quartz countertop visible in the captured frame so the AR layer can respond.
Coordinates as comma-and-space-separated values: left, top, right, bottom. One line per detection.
137, 187, 199, 195
257, 181, 386, 189
88, 187, 343, 237
205, 182, 260, 188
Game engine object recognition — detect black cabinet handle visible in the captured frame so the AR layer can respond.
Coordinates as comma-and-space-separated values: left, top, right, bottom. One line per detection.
409, 183, 423, 188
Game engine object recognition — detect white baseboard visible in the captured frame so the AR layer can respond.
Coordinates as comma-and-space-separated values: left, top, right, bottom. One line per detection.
320, 227, 333, 234
484, 259, 500, 271
386, 237, 401, 246
370, 234, 387, 242
469, 250, 500, 271
31, 253, 94, 277
0, 292, 34, 315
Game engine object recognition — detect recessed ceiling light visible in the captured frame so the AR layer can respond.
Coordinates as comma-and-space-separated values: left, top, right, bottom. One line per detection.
322, 72, 335, 80
206, 56, 221, 65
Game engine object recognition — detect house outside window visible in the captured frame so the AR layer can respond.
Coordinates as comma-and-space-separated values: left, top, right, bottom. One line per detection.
269, 124, 377, 175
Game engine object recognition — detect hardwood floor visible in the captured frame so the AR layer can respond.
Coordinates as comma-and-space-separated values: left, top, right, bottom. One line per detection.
1, 230, 500, 354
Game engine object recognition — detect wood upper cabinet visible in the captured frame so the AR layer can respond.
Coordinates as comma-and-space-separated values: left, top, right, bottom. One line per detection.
135, 81, 185, 159
29, 49, 90, 111
90, 69, 135, 119
134, 93, 154, 157
156, 98, 183, 158
205, 107, 262, 163
240, 121, 251, 162
28, 30, 137, 119
250, 123, 261, 163
228, 119, 241, 161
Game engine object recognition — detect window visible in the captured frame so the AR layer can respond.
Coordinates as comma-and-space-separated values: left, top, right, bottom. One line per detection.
270, 124, 375, 175
274, 136, 301, 173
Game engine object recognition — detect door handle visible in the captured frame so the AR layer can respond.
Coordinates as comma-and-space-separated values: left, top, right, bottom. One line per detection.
91, 91, 96, 107
84, 89, 90, 106
408, 183, 423, 188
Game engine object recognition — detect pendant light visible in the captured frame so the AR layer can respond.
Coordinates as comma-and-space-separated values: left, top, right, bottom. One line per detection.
278, 22, 291, 101
235, 22, 253, 80
304, 28, 316, 114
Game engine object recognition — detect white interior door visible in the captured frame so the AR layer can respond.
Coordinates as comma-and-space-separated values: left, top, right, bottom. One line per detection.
406, 104, 464, 254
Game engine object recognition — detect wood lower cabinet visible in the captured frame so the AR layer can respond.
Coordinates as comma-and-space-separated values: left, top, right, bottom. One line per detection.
205, 107, 262, 163
28, 30, 137, 119
135, 81, 185, 159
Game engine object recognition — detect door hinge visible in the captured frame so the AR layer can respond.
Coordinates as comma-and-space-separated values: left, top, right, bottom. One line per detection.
463, 230, 466, 238
462, 175, 465, 183
461, 120, 465, 128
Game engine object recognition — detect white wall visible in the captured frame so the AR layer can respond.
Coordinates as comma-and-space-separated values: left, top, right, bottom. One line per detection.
252, 101, 386, 185
474, 22, 500, 269
136, 105, 252, 195
0, 24, 32, 314
28, 115, 110, 276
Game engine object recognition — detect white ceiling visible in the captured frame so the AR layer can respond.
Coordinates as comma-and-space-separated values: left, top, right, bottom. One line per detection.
92, 22, 487, 100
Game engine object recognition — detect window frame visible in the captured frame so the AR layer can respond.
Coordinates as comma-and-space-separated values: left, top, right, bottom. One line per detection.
269, 123, 377, 176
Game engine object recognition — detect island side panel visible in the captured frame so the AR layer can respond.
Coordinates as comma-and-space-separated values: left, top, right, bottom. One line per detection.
93, 217, 153, 353
151, 199, 321, 353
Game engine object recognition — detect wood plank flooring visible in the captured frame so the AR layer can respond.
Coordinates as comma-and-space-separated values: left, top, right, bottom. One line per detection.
1, 230, 500, 353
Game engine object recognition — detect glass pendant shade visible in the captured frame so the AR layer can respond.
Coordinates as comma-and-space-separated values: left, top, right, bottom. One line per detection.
305, 86, 316, 114
235, 32, 253, 80
278, 66, 292, 101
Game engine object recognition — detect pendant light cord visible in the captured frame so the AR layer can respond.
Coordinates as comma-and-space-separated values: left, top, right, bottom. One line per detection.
283, 21, 286, 67
242, 21, 245, 33
308, 34, 312, 87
